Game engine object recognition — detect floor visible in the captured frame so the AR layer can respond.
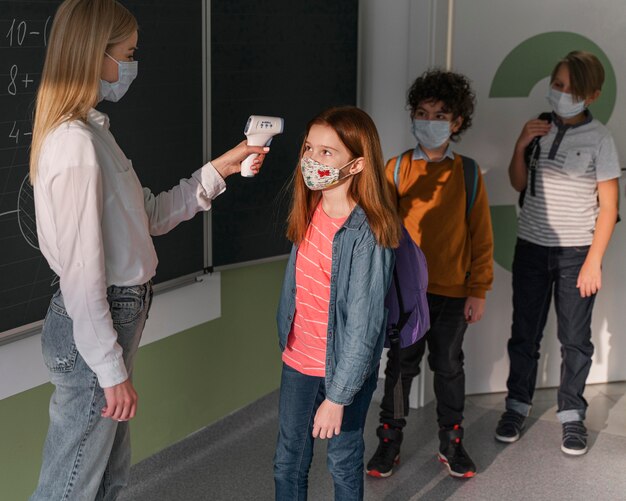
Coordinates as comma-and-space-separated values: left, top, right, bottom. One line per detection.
119, 381, 626, 501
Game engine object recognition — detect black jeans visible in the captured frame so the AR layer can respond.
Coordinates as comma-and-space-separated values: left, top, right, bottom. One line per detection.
506, 238, 595, 420
380, 293, 468, 429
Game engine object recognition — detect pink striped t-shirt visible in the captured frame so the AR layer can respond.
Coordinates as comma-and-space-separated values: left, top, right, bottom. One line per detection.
282, 204, 347, 377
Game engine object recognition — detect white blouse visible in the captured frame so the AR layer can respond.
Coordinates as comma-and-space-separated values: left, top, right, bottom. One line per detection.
34, 109, 225, 388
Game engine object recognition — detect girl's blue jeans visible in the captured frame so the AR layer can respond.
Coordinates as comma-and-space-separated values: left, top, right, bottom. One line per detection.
31, 283, 152, 501
273, 362, 378, 501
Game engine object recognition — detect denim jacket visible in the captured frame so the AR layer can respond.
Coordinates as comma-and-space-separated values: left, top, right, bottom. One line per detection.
276, 205, 395, 406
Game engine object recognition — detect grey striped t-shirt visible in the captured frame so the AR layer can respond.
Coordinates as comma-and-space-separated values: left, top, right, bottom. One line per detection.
518, 114, 621, 247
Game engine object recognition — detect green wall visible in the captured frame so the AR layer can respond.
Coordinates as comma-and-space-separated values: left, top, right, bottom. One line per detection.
0, 259, 286, 500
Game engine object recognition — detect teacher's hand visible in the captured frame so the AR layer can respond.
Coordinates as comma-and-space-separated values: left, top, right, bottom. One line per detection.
211, 140, 269, 178
102, 379, 138, 422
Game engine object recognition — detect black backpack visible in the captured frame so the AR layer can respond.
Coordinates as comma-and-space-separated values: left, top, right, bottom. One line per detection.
518, 112, 552, 208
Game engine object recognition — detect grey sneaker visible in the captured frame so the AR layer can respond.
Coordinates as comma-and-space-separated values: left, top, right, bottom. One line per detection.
495, 410, 526, 443
561, 421, 588, 456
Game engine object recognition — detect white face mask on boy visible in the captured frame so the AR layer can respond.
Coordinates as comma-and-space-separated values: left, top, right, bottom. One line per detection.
411, 119, 451, 149
99, 52, 138, 103
546, 87, 586, 118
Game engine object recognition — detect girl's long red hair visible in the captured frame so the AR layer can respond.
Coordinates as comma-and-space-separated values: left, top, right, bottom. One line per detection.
286, 106, 401, 248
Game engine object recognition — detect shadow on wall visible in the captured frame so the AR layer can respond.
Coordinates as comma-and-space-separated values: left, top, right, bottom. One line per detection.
464, 165, 517, 396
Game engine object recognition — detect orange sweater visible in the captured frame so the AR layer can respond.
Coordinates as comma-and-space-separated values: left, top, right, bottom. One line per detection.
386, 151, 494, 299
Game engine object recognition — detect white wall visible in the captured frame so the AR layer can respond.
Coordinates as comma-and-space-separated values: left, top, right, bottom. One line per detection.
360, 0, 626, 402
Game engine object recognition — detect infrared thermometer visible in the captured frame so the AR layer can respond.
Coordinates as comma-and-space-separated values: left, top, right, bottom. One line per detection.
241, 115, 284, 177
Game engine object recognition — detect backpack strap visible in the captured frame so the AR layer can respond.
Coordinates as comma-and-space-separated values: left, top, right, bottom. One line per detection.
393, 149, 415, 190
460, 155, 478, 218
392, 264, 411, 331
520, 111, 553, 207
529, 112, 553, 197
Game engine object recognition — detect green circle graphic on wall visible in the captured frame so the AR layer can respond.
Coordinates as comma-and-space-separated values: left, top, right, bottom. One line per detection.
490, 31, 616, 123
488, 31, 616, 272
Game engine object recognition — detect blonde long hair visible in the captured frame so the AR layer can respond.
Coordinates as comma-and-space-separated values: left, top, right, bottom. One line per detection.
30, 0, 137, 183
287, 106, 401, 249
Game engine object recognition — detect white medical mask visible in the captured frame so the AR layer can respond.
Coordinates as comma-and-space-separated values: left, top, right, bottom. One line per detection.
300, 156, 358, 191
411, 119, 451, 149
546, 88, 586, 118
99, 52, 138, 103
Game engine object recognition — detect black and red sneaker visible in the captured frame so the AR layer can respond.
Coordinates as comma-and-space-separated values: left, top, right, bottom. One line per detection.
366, 424, 403, 478
437, 424, 476, 478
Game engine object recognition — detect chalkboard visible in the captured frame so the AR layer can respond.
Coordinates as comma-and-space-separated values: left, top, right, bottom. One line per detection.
210, 0, 359, 267
0, 0, 204, 336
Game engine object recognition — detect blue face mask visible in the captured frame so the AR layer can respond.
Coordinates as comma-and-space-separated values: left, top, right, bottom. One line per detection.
99, 52, 138, 103
411, 119, 451, 149
546, 88, 586, 118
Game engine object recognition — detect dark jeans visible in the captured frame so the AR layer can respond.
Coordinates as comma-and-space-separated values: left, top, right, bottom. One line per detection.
380, 293, 468, 429
273, 363, 378, 501
506, 238, 595, 422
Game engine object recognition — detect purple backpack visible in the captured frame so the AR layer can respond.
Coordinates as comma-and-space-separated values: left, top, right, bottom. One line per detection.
384, 226, 430, 349
384, 226, 430, 418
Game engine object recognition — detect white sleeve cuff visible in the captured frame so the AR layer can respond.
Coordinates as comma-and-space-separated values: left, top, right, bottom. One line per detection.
192, 162, 227, 200
92, 355, 129, 388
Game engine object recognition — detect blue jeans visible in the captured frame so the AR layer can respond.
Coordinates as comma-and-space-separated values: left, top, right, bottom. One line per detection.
31, 283, 153, 501
274, 363, 378, 501
506, 239, 595, 423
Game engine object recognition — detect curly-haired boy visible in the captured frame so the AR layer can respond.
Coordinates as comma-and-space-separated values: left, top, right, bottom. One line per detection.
366, 69, 494, 479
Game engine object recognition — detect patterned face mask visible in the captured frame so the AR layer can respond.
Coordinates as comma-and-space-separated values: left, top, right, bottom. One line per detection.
300, 156, 358, 190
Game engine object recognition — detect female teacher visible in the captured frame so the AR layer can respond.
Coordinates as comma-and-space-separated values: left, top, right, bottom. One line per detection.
29, 1, 267, 499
